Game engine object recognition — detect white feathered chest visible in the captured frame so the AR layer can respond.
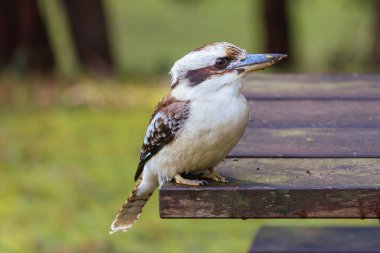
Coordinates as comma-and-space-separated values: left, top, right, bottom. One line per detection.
146, 83, 249, 180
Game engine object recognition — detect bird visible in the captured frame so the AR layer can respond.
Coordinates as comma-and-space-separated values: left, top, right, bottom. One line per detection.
110, 42, 287, 234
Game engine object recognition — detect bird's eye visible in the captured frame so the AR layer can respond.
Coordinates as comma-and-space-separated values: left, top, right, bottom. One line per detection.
214, 57, 230, 69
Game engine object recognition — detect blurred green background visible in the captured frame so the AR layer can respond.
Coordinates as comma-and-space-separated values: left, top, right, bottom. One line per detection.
1, 0, 379, 253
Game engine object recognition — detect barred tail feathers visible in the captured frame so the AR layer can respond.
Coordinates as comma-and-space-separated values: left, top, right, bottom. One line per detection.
110, 175, 156, 234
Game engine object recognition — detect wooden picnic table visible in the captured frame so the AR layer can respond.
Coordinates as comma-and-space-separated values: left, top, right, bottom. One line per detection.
159, 74, 380, 219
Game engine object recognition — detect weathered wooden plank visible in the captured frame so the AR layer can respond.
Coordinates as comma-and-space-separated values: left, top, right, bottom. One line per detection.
159, 158, 380, 218
243, 74, 380, 100
249, 100, 380, 128
230, 128, 380, 158
250, 226, 380, 253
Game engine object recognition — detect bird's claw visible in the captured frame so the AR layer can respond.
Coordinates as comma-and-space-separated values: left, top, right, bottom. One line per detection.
198, 180, 209, 186
174, 175, 209, 186
201, 169, 229, 183
216, 175, 229, 183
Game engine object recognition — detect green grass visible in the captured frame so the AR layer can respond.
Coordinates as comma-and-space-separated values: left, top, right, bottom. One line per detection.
0, 80, 378, 253
289, 0, 375, 72
104, 0, 259, 78
102, 0, 376, 77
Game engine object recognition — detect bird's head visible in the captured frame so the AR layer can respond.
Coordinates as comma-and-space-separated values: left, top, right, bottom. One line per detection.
170, 42, 287, 100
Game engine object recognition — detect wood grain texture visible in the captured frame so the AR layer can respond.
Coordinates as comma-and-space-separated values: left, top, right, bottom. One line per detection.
230, 128, 380, 158
243, 74, 380, 100
249, 100, 380, 128
250, 226, 380, 253
160, 158, 380, 218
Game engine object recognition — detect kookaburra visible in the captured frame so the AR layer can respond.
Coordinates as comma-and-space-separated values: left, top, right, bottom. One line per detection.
110, 42, 286, 233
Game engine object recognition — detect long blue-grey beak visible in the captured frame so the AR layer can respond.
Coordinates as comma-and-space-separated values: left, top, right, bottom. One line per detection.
228, 53, 287, 73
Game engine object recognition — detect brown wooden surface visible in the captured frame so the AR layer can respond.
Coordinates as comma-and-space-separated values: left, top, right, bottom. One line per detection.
160, 158, 380, 218
249, 100, 380, 128
243, 74, 380, 99
231, 128, 380, 158
250, 226, 380, 253
159, 74, 380, 219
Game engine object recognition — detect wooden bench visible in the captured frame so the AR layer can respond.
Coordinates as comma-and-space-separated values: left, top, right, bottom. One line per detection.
159, 74, 380, 251
250, 226, 380, 253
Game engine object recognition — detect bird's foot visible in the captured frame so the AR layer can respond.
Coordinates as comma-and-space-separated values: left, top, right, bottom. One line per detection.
174, 174, 208, 186
201, 169, 229, 183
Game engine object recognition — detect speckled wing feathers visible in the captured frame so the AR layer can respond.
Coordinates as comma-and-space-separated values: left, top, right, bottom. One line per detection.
134, 95, 190, 180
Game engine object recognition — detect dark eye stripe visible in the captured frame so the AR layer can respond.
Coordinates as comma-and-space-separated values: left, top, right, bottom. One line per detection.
185, 66, 234, 87
185, 66, 214, 87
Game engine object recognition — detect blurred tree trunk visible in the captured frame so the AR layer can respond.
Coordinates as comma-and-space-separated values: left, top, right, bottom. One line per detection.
64, 0, 112, 76
0, 0, 53, 72
38, 0, 81, 79
374, 0, 380, 68
263, 0, 291, 65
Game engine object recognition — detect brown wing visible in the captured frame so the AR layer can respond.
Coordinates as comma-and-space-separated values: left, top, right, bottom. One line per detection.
134, 95, 190, 180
